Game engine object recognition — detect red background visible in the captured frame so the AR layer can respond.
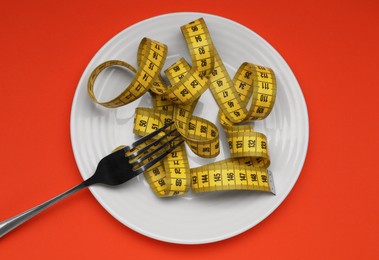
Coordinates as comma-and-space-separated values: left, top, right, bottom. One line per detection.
1, 0, 378, 259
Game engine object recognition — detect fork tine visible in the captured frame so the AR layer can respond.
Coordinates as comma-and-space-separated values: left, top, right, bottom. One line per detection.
130, 134, 182, 167
124, 121, 174, 152
127, 128, 178, 160
133, 140, 185, 175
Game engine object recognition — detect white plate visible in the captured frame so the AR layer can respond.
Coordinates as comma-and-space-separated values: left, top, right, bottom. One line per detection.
70, 12, 309, 244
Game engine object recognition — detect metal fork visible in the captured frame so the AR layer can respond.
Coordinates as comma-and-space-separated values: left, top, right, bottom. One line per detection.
0, 122, 182, 238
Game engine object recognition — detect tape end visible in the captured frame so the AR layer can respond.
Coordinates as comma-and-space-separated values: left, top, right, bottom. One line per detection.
268, 170, 276, 195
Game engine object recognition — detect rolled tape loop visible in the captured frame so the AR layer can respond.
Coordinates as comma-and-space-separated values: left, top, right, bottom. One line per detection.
88, 18, 277, 196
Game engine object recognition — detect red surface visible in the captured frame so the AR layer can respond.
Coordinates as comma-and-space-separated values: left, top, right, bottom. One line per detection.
1, 0, 378, 259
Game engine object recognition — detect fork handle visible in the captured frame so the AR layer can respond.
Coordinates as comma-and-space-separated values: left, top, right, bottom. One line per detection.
0, 182, 87, 238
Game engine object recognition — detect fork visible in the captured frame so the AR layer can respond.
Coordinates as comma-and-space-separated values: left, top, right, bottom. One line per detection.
0, 121, 182, 238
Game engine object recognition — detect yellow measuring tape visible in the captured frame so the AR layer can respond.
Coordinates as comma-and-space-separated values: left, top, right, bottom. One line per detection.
88, 18, 277, 197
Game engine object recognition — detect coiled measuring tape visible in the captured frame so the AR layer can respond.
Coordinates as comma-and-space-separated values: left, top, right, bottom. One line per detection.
88, 18, 277, 196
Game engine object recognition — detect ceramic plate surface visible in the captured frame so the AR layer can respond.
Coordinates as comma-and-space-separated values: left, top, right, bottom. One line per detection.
70, 12, 309, 244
